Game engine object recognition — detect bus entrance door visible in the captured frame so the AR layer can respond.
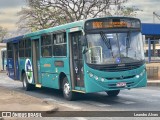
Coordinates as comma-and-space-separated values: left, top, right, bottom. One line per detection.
70, 31, 84, 89
32, 38, 41, 88
13, 43, 19, 80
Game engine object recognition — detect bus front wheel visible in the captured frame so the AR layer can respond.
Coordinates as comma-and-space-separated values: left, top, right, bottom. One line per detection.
22, 73, 32, 91
106, 90, 120, 97
62, 77, 75, 101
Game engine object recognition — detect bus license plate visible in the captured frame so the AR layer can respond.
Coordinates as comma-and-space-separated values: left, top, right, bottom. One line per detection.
116, 82, 126, 87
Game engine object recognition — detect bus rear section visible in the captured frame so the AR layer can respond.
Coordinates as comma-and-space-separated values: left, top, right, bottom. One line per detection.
5, 36, 22, 80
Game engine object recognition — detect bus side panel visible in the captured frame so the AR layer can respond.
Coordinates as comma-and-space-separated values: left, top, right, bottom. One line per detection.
40, 58, 57, 88
41, 73, 59, 89
7, 58, 15, 80
40, 57, 70, 89
20, 58, 39, 84
19, 58, 26, 81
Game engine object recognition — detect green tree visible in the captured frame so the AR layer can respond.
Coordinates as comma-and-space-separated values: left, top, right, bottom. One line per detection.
17, 0, 141, 32
0, 26, 8, 43
17, 0, 66, 32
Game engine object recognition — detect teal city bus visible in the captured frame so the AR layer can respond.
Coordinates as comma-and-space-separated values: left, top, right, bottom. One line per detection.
5, 17, 147, 100
1, 48, 7, 71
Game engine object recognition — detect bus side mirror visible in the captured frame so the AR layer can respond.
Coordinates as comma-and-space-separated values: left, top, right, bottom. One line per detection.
80, 36, 87, 46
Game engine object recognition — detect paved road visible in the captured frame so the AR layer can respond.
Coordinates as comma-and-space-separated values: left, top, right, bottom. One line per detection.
0, 73, 160, 120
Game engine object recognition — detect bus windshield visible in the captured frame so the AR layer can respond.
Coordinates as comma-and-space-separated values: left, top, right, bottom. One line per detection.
85, 32, 144, 64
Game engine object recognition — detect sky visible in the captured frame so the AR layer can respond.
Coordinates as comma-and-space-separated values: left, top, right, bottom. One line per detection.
0, 0, 26, 35
0, 0, 160, 36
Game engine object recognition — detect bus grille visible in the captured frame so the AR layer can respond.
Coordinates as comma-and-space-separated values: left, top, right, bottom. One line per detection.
106, 75, 136, 80
87, 61, 144, 72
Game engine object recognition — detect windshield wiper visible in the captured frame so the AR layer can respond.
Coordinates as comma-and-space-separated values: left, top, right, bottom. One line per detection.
100, 32, 111, 49
126, 33, 130, 56
100, 32, 115, 58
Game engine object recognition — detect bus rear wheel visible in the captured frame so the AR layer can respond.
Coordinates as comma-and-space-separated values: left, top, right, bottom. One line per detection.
106, 90, 120, 97
22, 73, 33, 91
62, 77, 75, 101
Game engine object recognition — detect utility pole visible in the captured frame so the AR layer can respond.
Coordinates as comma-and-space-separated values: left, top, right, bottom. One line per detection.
153, 12, 160, 23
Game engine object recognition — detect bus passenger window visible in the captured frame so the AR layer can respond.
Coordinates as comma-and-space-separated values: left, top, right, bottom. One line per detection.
42, 46, 52, 57
19, 40, 25, 58
25, 39, 31, 58
41, 34, 52, 57
53, 33, 67, 57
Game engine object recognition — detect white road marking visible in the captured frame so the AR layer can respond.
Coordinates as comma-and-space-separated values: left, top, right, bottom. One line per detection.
123, 101, 136, 104
75, 117, 88, 120
82, 101, 111, 107
120, 94, 159, 102
151, 94, 160, 97
120, 93, 147, 99
113, 99, 135, 104
59, 103, 82, 110
43, 98, 82, 110
121, 94, 160, 102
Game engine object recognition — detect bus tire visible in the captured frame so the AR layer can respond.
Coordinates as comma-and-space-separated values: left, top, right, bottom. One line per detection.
62, 77, 75, 101
22, 73, 33, 91
106, 90, 120, 97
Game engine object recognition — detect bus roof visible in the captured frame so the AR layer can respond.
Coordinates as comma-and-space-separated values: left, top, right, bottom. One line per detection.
24, 20, 84, 38
3, 35, 24, 43
4, 16, 140, 42
25, 16, 140, 38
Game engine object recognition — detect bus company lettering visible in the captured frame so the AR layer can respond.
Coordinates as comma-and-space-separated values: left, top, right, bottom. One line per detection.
25, 59, 33, 84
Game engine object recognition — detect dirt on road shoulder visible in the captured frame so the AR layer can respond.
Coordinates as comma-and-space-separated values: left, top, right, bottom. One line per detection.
0, 87, 73, 112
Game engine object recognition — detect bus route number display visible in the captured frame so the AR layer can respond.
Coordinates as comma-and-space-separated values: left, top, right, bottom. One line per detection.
85, 18, 141, 30
92, 21, 127, 29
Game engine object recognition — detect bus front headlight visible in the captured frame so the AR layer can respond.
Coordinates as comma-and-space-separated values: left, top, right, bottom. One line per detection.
89, 73, 93, 78
101, 78, 105, 82
94, 75, 98, 80
136, 75, 140, 78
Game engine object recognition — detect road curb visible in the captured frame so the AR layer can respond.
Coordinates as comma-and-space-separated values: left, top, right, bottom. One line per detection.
0, 117, 4, 120
147, 81, 160, 86
0, 71, 6, 73
42, 100, 59, 113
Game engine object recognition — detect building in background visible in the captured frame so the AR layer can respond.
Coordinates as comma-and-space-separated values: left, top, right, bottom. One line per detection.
141, 23, 160, 79
142, 23, 160, 63
0, 43, 6, 71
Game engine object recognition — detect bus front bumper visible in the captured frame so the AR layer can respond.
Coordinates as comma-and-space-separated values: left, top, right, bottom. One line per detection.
84, 72, 147, 93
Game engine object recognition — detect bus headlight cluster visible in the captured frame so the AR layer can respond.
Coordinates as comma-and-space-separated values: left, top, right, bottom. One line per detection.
140, 69, 146, 76
87, 71, 105, 82
89, 72, 93, 77
94, 75, 98, 80
136, 75, 140, 78
136, 69, 146, 79
101, 78, 105, 82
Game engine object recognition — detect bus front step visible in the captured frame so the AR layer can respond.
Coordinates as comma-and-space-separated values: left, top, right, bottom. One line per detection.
72, 90, 85, 93
35, 84, 42, 88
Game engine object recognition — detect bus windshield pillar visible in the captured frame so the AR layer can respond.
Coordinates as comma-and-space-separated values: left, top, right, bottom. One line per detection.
148, 38, 151, 63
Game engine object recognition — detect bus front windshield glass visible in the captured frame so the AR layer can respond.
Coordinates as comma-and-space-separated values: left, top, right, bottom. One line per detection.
85, 32, 144, 64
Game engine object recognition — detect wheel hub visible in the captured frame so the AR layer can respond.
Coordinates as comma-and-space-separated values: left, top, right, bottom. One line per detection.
64, 82, 70, 96
23, 78, 27, 88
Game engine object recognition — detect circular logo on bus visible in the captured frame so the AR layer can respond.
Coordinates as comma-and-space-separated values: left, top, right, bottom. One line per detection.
116, 57, 121, 63
25, 59, 33, 84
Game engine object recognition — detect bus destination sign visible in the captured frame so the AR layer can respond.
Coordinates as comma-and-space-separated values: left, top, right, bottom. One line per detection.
92, 21, 127, 29
85, 18, 141, 30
